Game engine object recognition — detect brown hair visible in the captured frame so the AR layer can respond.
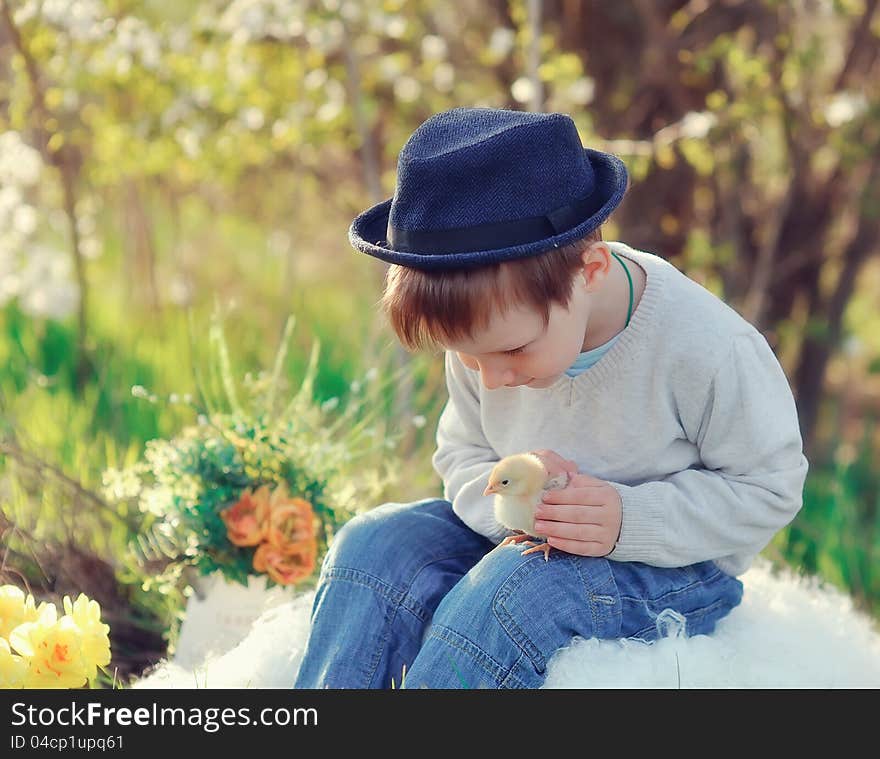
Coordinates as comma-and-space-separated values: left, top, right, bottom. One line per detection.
380, 227, 603, 354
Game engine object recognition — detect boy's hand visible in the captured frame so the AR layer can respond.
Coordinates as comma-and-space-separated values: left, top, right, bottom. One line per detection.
528, 449, 579, 480
533, 473, 622, 557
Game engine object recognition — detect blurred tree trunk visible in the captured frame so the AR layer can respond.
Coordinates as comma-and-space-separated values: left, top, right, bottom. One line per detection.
123, 179, 161, 316
526, 0, 544, 111
790, 156, 880, 460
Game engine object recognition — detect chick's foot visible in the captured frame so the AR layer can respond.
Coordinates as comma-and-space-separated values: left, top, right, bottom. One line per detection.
498, 532, 535, 548
520, 540, 553, 561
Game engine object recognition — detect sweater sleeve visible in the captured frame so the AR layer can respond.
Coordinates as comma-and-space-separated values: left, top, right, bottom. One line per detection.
604, 331, 809, 568
431, 351, 511, 543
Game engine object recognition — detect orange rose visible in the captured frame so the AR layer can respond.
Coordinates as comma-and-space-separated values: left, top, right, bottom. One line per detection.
264, 497, 316, 550
252, 543, 315, 586
220, 486, 271, 547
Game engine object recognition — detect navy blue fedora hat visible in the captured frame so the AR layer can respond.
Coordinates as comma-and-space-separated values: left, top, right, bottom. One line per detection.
348, 107, 629, 271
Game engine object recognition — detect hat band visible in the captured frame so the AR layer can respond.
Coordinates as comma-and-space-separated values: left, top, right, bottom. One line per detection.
386, 191, 603, 255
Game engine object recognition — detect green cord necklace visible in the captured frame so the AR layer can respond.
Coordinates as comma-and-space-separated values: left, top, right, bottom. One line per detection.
610, 251, 634, 327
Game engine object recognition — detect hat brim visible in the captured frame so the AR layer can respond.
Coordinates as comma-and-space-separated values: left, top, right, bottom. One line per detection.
348, 147, 629, 271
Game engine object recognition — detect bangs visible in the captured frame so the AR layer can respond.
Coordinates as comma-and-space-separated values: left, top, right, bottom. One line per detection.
379, 229, 602, 353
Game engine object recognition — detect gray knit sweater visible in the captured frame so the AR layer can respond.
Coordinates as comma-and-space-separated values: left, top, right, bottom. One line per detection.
431, 241, 809, 577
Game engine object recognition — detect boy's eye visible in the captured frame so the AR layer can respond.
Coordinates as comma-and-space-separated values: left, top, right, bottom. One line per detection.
504, 346, 525, 356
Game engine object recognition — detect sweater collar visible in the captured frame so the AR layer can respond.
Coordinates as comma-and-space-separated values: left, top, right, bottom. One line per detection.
544, 240, 668, 397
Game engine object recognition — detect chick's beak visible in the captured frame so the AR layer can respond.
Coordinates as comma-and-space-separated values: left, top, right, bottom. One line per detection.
483, 483, 497, 496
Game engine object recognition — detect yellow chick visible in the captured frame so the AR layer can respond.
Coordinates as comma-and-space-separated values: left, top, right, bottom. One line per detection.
482, 452, 572, 561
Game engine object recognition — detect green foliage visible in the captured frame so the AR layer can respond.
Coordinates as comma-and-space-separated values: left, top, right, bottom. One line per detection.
772, 415, 880, 618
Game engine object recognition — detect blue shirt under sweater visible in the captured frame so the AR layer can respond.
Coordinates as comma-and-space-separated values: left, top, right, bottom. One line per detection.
564, 332, 624, 376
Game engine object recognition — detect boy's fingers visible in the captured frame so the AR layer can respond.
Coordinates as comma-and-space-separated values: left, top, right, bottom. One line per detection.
537, 503, 606, 521
545, 536, 608, 556
536, 522, 608, 541
570, 473, 606, 487
544, 485, 606, 502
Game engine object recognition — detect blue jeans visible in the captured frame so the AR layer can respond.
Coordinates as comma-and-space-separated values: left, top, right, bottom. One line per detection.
293, 498, 744, 689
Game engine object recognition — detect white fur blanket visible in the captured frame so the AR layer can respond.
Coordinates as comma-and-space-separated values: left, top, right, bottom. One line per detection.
132, 559, 880, 688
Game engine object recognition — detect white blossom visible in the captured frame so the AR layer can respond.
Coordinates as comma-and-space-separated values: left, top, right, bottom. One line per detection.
568, 77, 595, 106
140, 486, 172, 517
175, 128, 202, 159
385, 15, 407, 39
394, 76, 421, 103
80, 237, 102, 260
316, 79, 345, 122
433, 63, 455, 93
316, 100, 343, 122
340, 1, 361, 22
379, 56, 404, 82
12, 205, 37, 237
0, 132, 43, 186
5, 244, 79, 320
421, 35, 447, 61
511, 77, 536, 104
35, 0, 111, 43
489, 28, 516, 58
21, 279, 79, 320
109, 16, 162, 70
825, 91, 868, 128
679, 111, 718, 140
304, 69, 329, 91
101, 466, 143, 502
240, 107, 265, 131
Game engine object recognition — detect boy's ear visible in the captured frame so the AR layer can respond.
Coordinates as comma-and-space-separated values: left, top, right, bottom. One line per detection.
579, 241, 611, 285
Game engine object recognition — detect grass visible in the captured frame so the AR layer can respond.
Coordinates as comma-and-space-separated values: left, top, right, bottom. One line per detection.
769, 412, 880, 618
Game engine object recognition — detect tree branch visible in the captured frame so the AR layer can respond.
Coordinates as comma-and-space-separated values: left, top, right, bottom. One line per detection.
833, 0, 879, 91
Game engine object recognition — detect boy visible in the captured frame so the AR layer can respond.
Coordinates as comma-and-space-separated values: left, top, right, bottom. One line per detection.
293, 107, 808, 689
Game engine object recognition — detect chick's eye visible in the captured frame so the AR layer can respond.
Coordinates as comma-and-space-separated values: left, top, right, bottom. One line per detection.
501, 479, 509, 486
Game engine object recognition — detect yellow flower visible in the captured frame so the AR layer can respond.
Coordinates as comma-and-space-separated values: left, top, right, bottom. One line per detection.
0, 585, 42, 640
0, 637, 28, 689
62, 594, 111, 680
9, 604, 90, 689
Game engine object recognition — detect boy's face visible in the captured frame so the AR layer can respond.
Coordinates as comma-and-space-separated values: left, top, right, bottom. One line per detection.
444, 268, 598, 391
